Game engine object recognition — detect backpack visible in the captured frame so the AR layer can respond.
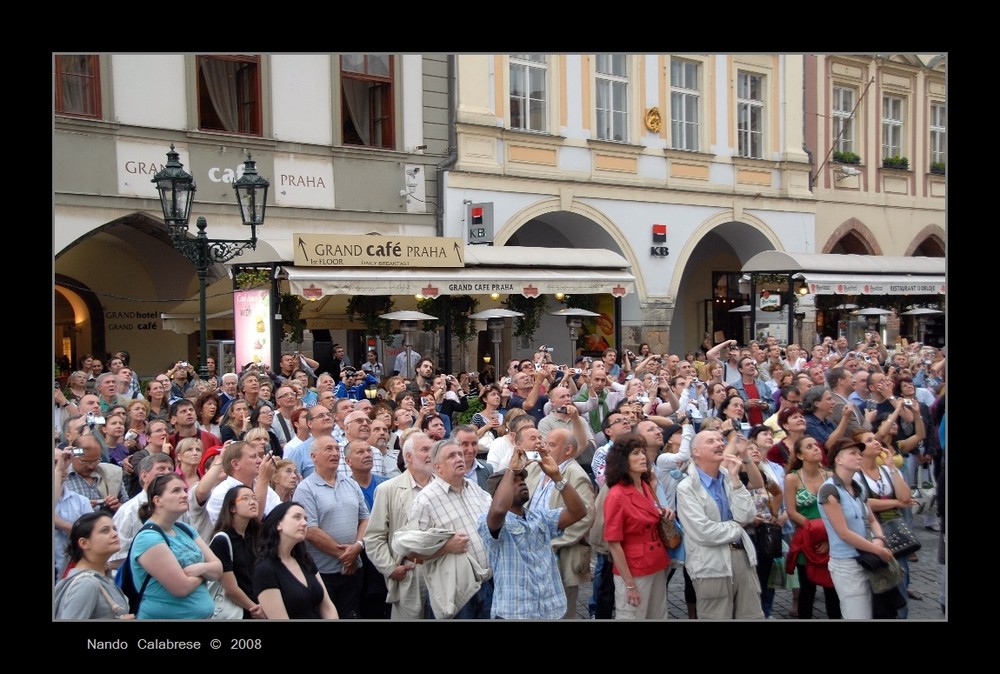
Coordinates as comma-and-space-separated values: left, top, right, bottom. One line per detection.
115, 521, 194, 614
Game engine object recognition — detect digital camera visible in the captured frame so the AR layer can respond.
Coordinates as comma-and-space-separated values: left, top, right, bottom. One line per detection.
86, 411, 106, 426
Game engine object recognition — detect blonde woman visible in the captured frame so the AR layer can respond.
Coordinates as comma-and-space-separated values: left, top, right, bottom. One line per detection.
174, 437, 203, 489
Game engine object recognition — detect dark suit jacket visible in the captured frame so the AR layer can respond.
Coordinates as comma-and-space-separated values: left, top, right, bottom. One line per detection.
470, 461, 494, 491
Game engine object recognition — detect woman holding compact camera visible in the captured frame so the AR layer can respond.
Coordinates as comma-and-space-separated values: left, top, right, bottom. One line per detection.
472, 384, 505, 444
718, 394, 750, 438
430, 373, 469, 435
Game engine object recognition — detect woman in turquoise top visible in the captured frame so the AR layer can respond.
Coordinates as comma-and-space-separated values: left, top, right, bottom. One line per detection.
131, 473, 222, 619
784, 436, 840, 619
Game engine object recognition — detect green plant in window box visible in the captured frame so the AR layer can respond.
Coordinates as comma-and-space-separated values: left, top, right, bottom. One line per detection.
833, 151, 861, 165
234, 268, 271, 290
882, 155, 909, 170
930, 161, 945, 175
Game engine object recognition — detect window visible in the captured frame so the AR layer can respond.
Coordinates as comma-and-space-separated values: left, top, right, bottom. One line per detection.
832, 86, 855, 154
197, 55, 261, 135
670, 59, 700, 151
509, 54, 547, 132
882, 95, 904, 159
736, 72, 764, 159
595, 55, 628, 142
929, 102, 946, 165
55, 55, 101, 118
341, 55, 394, 148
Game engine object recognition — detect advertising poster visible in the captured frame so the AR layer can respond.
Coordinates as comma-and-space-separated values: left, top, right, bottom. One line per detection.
578, 294, 615, 355
234, 289, 271, 371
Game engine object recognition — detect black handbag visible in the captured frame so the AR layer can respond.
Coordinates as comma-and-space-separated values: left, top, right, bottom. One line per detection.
757, 522, 783, 559
881, 518, 921, 559
856, 553, 905, 594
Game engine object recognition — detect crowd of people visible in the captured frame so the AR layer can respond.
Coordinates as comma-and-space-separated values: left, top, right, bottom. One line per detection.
53, 335, 945, 620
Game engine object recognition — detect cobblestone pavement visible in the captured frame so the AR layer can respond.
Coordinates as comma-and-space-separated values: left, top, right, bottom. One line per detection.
573, 520, 946, 620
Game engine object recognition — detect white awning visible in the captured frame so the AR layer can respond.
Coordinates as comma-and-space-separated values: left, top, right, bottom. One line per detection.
742, 251, 946, 295
803, 273, 946, 296
282, 246, 634, 298
159, 276, 236, 334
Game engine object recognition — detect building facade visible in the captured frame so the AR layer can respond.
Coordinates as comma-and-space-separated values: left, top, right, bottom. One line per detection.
53, 53, 945, 378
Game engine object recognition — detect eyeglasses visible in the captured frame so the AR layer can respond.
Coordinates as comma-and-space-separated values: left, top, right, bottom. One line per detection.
278, 392, 295, 398
309, 412, 333, 421
347, 418, 370, 425
75, 457, 100, 466
236, 494, 259, 503
610, 417, 630, 426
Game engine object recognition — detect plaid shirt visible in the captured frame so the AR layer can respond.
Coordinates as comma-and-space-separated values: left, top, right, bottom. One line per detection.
477, 506, 564, 619
64, 466, 129, 508
409, 475, 492, 574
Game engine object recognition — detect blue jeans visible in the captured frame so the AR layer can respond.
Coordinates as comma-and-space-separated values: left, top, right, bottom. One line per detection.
896, 556, 910, 619
589, 553, 605, 617
454, 578, 494, 619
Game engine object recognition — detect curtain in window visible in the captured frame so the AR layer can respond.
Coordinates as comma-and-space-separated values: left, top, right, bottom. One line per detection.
342, 80, 371, 146
59, 56, 95, 115
200, 59, 240, 133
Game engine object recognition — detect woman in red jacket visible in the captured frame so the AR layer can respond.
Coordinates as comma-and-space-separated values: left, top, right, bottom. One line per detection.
603, 433, 672, 619
785, 435, 841, 619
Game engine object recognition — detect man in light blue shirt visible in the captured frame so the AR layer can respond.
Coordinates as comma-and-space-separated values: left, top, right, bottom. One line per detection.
478, 451, 586, 619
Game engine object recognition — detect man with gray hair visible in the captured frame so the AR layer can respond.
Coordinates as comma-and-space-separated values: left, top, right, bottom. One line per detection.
407, 438, 494, 618
454, 424, 494, 491
676, 429, 763, 620
295, 433, 369, 618
109, 452, 177, 570
337, 410, 388, 478
219, 372, 240, 416
364, 432, 436, 619
95, 372, 125, 416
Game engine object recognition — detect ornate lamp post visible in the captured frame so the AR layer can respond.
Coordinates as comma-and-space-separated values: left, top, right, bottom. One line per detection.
152, 145, 269, 378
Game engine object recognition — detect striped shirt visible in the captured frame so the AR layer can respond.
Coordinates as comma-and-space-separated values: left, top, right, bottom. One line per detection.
408, 475, 493, 576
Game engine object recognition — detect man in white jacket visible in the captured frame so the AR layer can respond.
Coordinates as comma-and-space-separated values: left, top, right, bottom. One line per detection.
676, 430, 764, 620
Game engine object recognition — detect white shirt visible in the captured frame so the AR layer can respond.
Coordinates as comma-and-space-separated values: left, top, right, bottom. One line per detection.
486, 435, 515, 471
393, 350, 421, 377
207, 476, 282, 524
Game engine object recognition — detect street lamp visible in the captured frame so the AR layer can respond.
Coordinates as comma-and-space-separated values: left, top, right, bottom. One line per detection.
379, 310, 438, 380
469, 309, 523, 372
152, 145, 269, 379
550, 308, 600, 363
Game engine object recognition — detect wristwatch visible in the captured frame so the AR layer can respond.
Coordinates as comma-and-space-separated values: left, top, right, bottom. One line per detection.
553, 478, 567, 492
355, 539, 365, 550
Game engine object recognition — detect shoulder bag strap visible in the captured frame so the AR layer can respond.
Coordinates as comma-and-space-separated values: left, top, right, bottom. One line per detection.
132, 523, 169, 610
211, 531, 234, 562
276, 412, 291, 442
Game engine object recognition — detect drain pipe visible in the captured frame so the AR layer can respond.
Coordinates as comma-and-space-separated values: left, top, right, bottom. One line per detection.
436, 55, 459, 370
436, 54, 458, 237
